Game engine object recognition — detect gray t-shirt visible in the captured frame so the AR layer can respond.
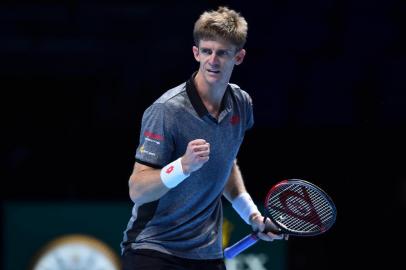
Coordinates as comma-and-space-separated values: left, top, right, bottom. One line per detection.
121, 74, 254, 260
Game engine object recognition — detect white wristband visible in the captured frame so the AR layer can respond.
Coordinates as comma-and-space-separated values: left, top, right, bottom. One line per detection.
160, 157, 190, 188
232, 192, 260, 224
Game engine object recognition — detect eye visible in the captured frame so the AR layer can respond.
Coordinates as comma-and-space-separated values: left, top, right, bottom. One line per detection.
216, 50, 229, 57
200, 48, 212, 55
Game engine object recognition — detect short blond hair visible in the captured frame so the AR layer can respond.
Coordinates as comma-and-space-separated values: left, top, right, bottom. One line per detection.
193, 6, 248, 50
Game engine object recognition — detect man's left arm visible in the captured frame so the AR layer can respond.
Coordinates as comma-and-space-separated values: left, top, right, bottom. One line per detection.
223, 159, 286, 241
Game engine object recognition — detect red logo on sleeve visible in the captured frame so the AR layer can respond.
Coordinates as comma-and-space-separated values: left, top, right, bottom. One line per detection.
144, 131, 164, 141
166, 166, 174, 174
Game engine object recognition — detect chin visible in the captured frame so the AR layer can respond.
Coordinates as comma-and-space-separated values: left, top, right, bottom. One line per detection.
207, 78, 224, 86
206, 73, 225, 82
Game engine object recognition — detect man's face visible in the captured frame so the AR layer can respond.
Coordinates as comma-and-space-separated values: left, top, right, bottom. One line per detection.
193, 39, 245, 86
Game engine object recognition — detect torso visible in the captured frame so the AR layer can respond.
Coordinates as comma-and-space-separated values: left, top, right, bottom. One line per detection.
121, 75, 254, 260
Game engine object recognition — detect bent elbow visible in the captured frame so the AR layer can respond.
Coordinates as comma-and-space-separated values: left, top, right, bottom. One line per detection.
128, 175, 143, 204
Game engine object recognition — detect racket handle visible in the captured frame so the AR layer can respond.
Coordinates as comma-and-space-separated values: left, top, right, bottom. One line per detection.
224, 233, 259, 259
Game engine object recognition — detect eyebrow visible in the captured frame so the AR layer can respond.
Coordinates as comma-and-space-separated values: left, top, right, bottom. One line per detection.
199, 47, 234, 53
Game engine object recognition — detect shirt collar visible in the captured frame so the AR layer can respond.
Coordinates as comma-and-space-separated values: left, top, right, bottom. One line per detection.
186, 71, 231, 118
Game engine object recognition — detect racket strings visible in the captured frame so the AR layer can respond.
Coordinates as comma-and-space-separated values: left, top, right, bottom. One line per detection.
269, 196, 321, 232
307, 188, 335, 223
267, 184, 335, 234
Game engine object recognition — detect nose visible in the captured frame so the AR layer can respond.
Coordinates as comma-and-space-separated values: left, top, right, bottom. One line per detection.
208, 53, 220, 66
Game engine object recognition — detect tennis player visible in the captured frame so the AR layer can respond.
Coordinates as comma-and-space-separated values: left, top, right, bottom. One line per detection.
121, 6, 285, 270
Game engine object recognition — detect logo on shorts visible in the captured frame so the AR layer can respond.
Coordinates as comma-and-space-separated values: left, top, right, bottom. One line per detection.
166, 166, 174, 174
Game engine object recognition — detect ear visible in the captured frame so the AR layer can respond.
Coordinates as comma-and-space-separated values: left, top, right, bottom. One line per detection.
192, 46, 200, 62
235, 49, 246, 65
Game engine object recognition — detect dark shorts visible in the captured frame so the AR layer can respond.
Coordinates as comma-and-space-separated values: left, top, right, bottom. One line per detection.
121, 249, 226, 270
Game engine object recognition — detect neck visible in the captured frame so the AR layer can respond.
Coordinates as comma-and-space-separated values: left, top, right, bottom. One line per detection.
194, 71, 227, 115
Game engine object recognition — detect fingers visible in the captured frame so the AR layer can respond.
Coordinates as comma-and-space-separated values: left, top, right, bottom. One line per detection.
189, 139, 210, 159
257, 231, 288, 242
264, 217, 281, 234
189, 139, 208, 145
192, 143, 210, 154
182, 139, 210, 173
251, 216, 288, 242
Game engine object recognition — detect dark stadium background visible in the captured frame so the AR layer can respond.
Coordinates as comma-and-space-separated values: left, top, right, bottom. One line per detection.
1, 0, 405, 269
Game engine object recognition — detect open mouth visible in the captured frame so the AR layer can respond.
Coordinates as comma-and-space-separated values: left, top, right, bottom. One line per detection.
207, 69, 220, 74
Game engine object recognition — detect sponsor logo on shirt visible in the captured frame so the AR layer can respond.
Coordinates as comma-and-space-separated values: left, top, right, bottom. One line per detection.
144, 131, 164, 141
139, 144, 156, 157
230, 115, 240, 125
145, 137, 160, 145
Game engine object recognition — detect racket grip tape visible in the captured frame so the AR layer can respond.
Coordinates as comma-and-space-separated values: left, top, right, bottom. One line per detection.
223, 233, 259, 259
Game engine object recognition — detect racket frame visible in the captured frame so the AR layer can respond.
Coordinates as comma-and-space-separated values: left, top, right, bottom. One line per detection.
264, 179, 337, 237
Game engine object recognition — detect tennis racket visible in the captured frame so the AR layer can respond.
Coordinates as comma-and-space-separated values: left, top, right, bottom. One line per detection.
224, 179, 337, 259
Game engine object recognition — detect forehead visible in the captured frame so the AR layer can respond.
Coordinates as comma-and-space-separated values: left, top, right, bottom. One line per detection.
198, 39, 237, 51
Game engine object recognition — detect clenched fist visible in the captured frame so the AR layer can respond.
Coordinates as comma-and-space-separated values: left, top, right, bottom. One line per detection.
181, 139, 210, 174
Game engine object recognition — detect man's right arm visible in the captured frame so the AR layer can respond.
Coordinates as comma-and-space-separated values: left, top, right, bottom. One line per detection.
128, 163, 170, 205
129, 139, 210, 205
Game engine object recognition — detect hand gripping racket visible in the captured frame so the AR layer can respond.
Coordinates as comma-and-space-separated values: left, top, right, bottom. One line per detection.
224, 179, 337, 259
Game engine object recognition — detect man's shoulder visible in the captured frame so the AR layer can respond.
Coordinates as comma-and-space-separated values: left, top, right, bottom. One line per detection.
228, 83, 252, 105
142, 81, 188, 117
228, 82, 249, 96
155, 81, 187, 105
